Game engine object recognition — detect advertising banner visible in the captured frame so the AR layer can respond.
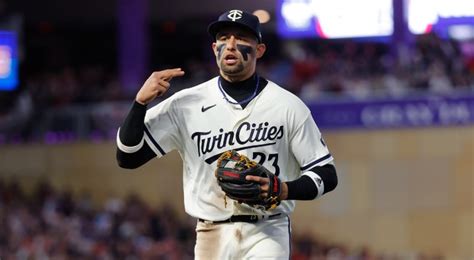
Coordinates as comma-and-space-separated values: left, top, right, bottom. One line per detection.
310, 95, 474, 129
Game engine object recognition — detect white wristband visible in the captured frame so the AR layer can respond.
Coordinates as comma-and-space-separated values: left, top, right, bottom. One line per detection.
302, 171, 325, 198
116, 128, 145, 153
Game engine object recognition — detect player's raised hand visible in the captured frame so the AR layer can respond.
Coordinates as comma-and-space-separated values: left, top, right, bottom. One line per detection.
136, 68, 185, 105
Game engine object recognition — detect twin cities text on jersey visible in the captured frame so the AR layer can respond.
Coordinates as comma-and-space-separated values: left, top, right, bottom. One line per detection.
191, 121, 284, 156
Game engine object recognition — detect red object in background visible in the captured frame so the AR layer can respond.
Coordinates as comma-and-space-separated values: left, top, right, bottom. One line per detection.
162, 21, 177, 34
466, 57, 474, 73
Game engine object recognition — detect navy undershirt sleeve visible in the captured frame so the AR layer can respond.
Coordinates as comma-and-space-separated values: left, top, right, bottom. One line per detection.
116, 101, 156, 169
119, 101, 147, 145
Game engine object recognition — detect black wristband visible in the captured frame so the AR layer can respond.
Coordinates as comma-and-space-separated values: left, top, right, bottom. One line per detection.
286, 164, 338, 200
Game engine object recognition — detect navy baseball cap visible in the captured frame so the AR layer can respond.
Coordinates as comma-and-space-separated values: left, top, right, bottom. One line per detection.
208, 9, 263, 43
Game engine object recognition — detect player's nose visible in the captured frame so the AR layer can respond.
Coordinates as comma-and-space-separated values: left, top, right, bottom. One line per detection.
226, 36, 237, 49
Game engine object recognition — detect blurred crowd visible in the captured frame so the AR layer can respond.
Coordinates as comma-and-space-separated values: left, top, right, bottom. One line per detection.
0, 179, 445, 260
7, 32, 474, 110
0, 3, 474, 143
262, 33, 474, 101
0, 180, 196, 259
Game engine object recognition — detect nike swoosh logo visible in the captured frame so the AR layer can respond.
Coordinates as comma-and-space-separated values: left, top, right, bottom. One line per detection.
201, 104, 216, 112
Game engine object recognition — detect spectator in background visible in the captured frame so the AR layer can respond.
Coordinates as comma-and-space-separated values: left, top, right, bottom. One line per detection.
0, 88, 33, 142
428, 60, 453, 94
1, 15, 473, 144
0, 180, 196, 259
0, 179, 446, 259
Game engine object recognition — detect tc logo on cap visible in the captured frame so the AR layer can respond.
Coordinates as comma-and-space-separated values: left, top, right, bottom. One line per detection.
227, 10, 243, 21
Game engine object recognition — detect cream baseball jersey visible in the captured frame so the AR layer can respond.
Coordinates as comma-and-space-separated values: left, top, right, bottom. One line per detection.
142, 77, 333, 220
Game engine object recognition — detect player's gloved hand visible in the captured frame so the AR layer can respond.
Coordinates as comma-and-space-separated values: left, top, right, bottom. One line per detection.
215, 150, 282, 210
136, 68, 185, 105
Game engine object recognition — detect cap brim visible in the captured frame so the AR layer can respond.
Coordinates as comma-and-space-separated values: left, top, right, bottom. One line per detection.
207, 21, 261, 43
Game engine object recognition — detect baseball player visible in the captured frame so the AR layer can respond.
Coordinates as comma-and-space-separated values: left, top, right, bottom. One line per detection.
116, 9, 338, 259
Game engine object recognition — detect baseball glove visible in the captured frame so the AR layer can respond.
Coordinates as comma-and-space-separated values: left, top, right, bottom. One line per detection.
215, 150, 282, 210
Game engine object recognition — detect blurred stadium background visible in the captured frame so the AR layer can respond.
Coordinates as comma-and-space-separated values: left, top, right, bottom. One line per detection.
0, 0, 473, 259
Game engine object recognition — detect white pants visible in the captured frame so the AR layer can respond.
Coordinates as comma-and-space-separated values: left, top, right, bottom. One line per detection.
194, 216, 291, 260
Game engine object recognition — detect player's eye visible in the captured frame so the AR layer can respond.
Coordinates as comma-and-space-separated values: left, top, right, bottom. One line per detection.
236, 34, 255, 43
217, 34, 229, 41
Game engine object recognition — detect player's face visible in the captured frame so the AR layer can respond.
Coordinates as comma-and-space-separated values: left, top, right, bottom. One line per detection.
212, 27, 266, 81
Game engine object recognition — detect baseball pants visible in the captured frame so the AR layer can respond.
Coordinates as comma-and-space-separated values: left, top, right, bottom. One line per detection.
194, 215, 291, 260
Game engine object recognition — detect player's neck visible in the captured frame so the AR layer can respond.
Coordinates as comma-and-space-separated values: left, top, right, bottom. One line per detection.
220, 73, 257, 90
220, 72, 254, 83
218, 74, 268, 109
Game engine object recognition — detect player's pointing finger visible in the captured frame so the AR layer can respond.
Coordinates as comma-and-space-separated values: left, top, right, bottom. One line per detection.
161, 68, 185, 81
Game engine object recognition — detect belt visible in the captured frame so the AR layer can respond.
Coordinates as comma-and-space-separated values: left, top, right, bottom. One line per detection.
198, 213, 282, 224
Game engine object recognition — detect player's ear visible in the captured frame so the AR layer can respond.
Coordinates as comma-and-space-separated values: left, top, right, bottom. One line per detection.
256, 43, 266, 59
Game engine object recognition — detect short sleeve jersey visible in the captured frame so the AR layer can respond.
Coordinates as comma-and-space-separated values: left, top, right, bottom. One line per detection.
144, 77, 333, 221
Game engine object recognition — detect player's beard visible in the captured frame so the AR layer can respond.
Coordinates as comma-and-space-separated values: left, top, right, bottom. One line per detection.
219, 60, 245, 75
